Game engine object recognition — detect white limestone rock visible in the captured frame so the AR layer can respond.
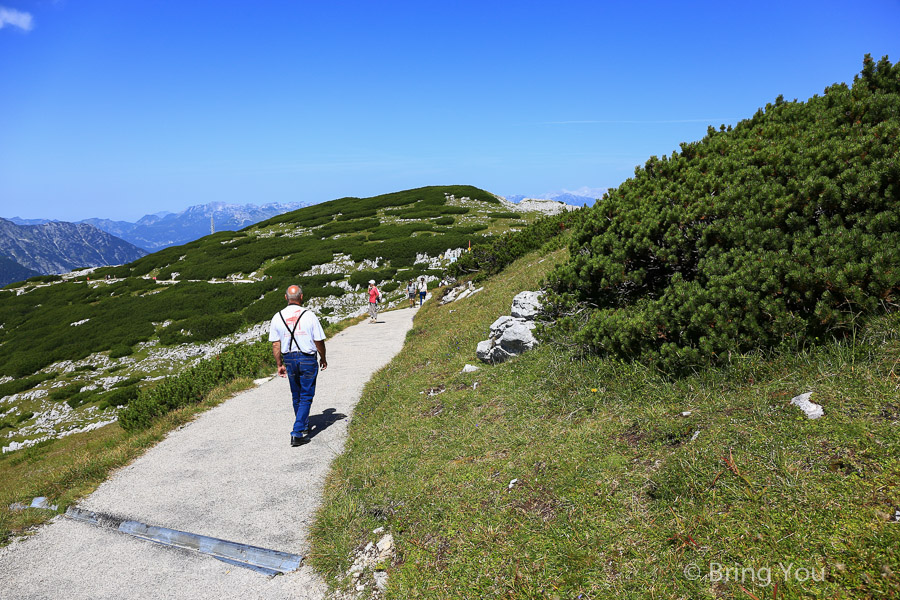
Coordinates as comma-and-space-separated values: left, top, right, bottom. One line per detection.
510, 290, 544, 320
790, 392, 824, 419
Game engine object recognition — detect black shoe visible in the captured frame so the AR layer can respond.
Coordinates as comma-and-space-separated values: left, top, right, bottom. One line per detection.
290, 433, 310, 447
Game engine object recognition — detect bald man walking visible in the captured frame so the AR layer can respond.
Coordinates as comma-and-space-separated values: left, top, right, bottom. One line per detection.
269, 285, 328, 447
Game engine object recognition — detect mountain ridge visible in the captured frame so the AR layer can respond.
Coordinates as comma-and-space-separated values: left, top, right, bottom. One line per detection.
8, 201, 310, 251
0, 219, 147, 277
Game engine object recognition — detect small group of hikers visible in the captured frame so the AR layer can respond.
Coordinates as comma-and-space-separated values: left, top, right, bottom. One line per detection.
269, 277, 430, 447
368, 276, 428, 323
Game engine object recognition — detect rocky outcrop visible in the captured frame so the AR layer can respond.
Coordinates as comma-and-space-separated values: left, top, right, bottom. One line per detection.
476, 291, 544, 364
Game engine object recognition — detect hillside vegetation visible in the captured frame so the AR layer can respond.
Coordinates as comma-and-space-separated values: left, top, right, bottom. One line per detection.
0, 185, 539, 452
546, 55, 900, 373
311, 246, 899, 599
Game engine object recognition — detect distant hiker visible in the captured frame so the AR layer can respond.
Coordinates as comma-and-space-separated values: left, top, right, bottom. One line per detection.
418, 277, 427, 307
270, 285, 327, 447
367, 280, 381, 323
406, 279, 417, 308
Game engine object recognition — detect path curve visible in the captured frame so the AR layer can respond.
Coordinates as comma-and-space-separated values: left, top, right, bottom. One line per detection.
0, 308, 416, 599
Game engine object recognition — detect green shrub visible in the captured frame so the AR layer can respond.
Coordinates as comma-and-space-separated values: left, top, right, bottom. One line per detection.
50, 383, 85, 402
432, 216, 455, 225
99, 386, 139, 409
449, 210, 583, 280
119, 342, 273, 432
66, 390, 98, 409
488, 211, 520, 219
16, 411, 34, 424
159, 313, 245, 345
109, 344, 134, 358
0, 372, 56, 399
348, 268, 398, 288
545, 55, 900, 373
25, 274, 62, 284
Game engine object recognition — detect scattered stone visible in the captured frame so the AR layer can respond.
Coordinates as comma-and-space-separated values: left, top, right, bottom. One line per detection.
462, 364, 479, 373
10, 497, 58, 511
681, 411, 692, 417
476, 291, 543, 363
376, 534, 394, 557
508, 478, 518, 490
790, 392, 824, 419
373, 571, 389, 591
690, 430, 701, 442
372, 526, 385, 534
30, 497, 57, 511
510, 291, 544, 320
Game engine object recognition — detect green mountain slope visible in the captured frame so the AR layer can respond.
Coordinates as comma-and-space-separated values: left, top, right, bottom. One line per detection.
0, 185, 539, 450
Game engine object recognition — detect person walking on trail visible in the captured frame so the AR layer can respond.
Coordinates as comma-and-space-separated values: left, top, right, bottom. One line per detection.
367, 280, 381, 323
270, 285, 327, 447
418, 277, 428, 307
406, 279, 417, 308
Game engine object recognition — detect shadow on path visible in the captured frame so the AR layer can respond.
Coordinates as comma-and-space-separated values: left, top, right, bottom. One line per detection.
306, 408, 347, 440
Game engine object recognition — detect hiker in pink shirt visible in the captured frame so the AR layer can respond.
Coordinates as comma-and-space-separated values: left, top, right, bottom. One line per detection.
367, 280, 381, 323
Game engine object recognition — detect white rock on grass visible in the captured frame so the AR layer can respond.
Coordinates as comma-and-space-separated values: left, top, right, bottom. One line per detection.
510, 291, 544, 319
790, 392, 824, 419
462, 364, 479, 373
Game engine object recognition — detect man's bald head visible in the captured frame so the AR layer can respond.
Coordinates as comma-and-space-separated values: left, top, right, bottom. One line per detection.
286, 285, 303, 304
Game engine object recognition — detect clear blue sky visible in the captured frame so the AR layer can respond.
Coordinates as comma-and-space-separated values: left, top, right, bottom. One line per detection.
1, 1, 898, 222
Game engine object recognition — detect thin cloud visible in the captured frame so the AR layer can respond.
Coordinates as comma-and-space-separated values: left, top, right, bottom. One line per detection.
0, 6, 33, 31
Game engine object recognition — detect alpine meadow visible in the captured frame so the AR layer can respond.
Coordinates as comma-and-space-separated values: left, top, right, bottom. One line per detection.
1, 57, 899, 599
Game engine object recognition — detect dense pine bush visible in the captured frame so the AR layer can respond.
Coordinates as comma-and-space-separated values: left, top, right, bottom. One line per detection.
119, 341, 274, 432
545, 55, 900, 373
449, 210, 585, 280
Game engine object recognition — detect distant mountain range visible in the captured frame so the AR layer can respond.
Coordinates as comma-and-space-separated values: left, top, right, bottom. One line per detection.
503, 190, 603, 207
9, 201, 309, 251
0, 218, 147, 284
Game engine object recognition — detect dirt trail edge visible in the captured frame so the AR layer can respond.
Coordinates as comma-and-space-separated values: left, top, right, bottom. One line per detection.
0, 307, 416, 600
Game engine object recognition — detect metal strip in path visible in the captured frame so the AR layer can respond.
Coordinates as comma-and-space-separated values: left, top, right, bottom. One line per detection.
0, 307, 417, 600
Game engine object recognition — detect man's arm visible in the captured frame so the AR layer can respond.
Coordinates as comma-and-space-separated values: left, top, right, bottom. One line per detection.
314, 339, 327, 370
272, 341, 287, 377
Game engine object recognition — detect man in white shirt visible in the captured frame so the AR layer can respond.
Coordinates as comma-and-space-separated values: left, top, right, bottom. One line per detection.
269, 285, 327, 447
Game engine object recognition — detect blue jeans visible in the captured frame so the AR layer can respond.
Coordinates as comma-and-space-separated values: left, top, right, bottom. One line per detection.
283, 353, 318, 436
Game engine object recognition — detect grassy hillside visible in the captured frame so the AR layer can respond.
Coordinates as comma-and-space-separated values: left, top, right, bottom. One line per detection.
310, 247, 899, 599
0, 185, 539, 454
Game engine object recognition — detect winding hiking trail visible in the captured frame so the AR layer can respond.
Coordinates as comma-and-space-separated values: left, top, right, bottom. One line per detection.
0, 307, 416, 600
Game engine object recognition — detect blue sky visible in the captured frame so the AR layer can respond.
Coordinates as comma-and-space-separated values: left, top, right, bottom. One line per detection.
1, 1, 898, 222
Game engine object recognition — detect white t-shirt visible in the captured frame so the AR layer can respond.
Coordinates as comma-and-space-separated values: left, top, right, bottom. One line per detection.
269, 305, 325, 355
418, 279, 427, 292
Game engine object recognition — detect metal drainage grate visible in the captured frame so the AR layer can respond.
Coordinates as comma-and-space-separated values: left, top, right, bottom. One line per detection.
66, 506, 303, 576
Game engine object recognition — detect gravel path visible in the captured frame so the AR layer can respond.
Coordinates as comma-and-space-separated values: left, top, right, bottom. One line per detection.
0, 307, 416, 599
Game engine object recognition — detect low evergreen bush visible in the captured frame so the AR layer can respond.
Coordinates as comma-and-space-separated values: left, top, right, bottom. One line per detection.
449, 210, 584, 280
119, 341, 273, 432
545, 55, 900, 373
109, 344, 133, 358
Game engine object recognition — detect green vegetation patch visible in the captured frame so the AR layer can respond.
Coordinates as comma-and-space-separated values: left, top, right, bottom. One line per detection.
546, 55, 900, 373
310, 248, 900, 599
